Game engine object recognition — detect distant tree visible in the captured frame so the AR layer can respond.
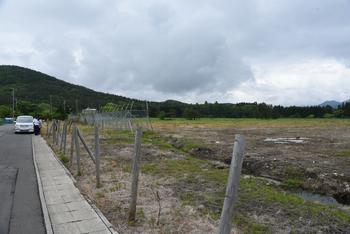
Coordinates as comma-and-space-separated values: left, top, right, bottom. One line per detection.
343, 103, 350, 117
38, 103, 51, 119
0, 105, 11, 118
184, 107, 200, 120
101, 102, 118, 112
168, 109, 177, 118
334, 109, 344, 118
158, 111, 166, 120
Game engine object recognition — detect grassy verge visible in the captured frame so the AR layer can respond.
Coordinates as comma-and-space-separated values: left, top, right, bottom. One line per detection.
152, 118, 350, 128
0, 118, 4, 125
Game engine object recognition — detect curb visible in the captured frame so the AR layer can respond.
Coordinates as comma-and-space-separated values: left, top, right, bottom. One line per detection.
32, 136, 54, 234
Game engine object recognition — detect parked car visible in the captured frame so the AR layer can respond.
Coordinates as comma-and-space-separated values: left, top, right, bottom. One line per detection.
4, 117, 15, 124
14, 115, 34, 133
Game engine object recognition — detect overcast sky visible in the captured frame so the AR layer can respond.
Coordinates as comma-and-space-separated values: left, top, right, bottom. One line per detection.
1, 0, 350, 106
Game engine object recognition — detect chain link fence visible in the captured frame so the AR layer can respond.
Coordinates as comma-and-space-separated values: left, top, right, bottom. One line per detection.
69, 109, 152, 132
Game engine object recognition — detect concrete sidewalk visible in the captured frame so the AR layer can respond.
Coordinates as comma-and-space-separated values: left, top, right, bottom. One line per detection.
32, 136, 117, 234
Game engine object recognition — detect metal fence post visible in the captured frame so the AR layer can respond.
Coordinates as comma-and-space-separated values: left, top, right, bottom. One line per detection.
218, 134, 245, 234
128, 127, 142, 222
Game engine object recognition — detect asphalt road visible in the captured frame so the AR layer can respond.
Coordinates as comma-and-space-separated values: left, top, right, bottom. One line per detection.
0, 124, 45, 234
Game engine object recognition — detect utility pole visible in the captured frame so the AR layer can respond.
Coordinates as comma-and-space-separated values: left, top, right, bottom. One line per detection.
11, 88, 15, 119
63, 100, 66, 114
75, 99, 79, 114
50, 95, 53, 119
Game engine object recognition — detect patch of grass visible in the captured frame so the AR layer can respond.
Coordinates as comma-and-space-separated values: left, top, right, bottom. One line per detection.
151, 118, 350, 128
234, 214, 270, 234
282, 178, 304, 189
59, 155, 70, 165
142, 130, 174, 150
103, 129, 134, 145
53, 150, 70, 166
77, 124, 94, 134
335, 150, 350, 157
121, 162, 131, 173
181, 142, 203, 153
95, 191, 105, 198
179, 192, 197, 206
280, 165, 306, 189
109, 182, 124, 192
137, 208, 146, 219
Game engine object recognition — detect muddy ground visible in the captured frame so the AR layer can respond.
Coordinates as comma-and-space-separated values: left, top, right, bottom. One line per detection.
46, 120, 350, 233
168, 126, 350, 204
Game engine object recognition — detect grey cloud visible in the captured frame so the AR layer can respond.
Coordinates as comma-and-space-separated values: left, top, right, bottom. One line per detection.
0, 0, 349, 104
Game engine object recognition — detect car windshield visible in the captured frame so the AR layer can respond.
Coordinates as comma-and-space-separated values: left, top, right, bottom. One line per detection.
16, 116, 33, 123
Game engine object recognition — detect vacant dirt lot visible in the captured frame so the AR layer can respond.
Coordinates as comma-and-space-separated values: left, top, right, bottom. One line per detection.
167, 125, 350, 202
46, 118, 350, 233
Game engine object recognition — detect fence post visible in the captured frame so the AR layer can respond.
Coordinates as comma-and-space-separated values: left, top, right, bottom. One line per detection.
70, 123, 76, 166
52, 120, 56, 145
60, 120, 67, 152
75, 126, 81, 175
128, 127, 142, 222
94, 124, 101, 188
63, 120, 68, 155
218, 134, 245, 234
46, 121, 49, 137
128, 119, 133, 134
56, 120, 61, 146
146, 101, 153, 130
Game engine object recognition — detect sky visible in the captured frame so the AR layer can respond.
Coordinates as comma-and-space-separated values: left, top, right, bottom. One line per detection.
0, 0, 350, 106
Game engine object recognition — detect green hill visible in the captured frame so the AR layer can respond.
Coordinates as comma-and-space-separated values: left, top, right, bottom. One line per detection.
0, 65, 140, 111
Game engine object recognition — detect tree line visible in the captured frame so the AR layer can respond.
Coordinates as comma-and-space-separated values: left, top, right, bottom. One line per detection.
2, 99, 349, 120
150, 101, 350, 119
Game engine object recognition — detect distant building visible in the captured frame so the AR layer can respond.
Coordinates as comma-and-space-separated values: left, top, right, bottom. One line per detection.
82, 108, 97, 115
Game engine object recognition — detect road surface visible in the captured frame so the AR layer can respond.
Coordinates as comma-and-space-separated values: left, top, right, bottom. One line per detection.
0, 124, 45, 234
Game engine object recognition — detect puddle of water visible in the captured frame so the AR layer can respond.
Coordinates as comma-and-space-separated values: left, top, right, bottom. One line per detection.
297, 191, 339, 206
264, 137, 309, 144
297, 191, 350, 213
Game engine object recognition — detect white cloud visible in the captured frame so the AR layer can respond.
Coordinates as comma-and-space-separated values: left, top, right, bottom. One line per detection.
0, 0, 349, 105
231, 58, 350, 105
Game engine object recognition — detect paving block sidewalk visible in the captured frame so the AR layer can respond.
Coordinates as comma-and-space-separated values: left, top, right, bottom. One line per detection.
32, 136, 117, 234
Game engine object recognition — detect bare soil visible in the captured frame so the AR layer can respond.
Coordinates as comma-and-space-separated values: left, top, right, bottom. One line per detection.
172, 126, 350, 202
45, 121, 350, 233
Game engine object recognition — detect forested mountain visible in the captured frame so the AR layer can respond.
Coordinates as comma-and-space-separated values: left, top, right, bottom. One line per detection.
0, 65, 139, 111
0, 65, 349, 119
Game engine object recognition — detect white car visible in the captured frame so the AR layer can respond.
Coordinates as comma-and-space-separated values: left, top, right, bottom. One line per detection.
15, 115, 34, 133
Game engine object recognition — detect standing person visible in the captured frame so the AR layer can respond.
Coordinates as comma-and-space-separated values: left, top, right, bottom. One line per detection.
38, 117, 43, 135
33, 117, 40, 135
